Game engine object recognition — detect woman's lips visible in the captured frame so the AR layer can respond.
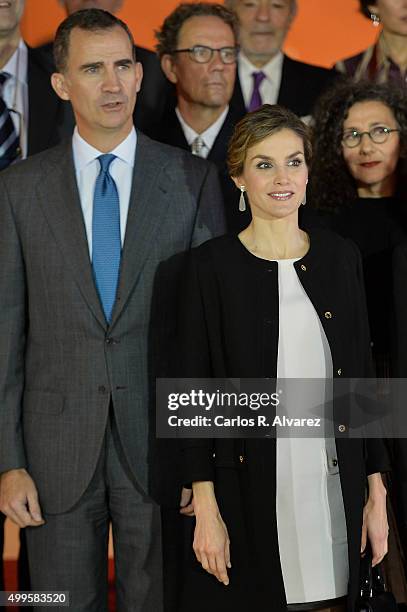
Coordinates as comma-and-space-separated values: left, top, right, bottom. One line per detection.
268, 191, 294, 201
360, 161, 380, 168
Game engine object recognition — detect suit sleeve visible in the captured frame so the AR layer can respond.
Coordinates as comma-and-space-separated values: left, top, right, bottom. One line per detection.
0, 175, 27, 473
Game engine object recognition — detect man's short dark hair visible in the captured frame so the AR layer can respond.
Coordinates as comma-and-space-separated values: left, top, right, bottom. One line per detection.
359, 0, 375, 19
155, 3, 238, 59
54, 8, 136, 72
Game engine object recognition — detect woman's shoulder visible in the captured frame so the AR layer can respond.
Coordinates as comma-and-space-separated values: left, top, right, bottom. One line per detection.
191, 233, 241, 260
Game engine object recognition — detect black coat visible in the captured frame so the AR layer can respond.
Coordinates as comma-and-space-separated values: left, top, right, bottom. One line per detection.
173, 229, 388, 612
230, 54, 338, 118
148, 105, 248, 232
27, 46, 73, 154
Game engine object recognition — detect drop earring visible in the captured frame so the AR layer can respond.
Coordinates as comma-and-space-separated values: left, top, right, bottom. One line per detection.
301, 180, 308, 206
239, 186, 246, 212
370, 12, 380, 27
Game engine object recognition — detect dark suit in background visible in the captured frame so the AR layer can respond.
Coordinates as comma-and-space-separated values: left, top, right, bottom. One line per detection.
27, 46, 74, 154
231, 54, 337, 118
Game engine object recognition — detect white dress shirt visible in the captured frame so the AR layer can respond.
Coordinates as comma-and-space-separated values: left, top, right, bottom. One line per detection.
238, 51, 283, 109
72, 126, 137, 258
1, 39, 28, 158
175, 106, 229, 158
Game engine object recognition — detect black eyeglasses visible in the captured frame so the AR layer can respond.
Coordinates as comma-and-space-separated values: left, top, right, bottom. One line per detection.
173, 45, 239, 64
342, 126, 399, 148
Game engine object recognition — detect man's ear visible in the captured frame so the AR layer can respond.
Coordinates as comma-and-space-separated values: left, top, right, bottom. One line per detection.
161, 54, 178, 85
135, 61, 143, 93
51, 72, 71, 101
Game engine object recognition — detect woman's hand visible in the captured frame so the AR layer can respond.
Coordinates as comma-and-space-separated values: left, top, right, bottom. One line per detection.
191, 481, 231, 585
179, 487, 195, 516
361, 473, 388, 566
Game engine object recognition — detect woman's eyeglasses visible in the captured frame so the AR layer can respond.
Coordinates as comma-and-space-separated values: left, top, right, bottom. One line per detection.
342, 126, 399, 148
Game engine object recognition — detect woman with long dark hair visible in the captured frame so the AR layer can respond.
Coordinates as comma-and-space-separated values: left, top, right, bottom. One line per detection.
308, 79, 407, 377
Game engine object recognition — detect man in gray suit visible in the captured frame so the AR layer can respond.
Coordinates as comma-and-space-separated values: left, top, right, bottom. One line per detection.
0, 8, 224, 612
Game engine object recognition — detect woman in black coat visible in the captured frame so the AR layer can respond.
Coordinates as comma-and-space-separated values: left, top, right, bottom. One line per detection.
307, 80, 407, 599
175, 105, 389, 612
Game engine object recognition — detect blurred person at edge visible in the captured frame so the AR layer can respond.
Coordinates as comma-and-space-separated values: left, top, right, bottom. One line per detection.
337, 0, 407, 87
307, 80, 407, 601
36, 0, 171, 133
153, 3, 247, 233
172, 103, 389, 612
223, 0, 336, 120
0, 0, 72, 597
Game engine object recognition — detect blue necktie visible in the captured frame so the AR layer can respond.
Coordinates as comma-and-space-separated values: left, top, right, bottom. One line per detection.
0, 72, 20, 171
92, 154, 121, 323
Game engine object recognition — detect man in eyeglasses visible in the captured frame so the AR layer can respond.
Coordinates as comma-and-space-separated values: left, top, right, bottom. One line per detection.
152, 3, 248, 232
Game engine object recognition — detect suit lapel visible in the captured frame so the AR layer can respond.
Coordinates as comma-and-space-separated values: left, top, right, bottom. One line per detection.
277, 55, 297, 110
208, 107, 242, 165
36, 143, 107, 329
230, 76, 246, 115
109, 132, 171, 326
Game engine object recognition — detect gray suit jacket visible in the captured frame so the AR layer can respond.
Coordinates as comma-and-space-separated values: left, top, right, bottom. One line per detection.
0, 131, 225, 513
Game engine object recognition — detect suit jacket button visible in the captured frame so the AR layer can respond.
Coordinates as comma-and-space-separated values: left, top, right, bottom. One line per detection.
337, 368, 342, 376
98, 385, 107, 394
239, 455, 244, 463
324, 311, 333, 319
301, 264, 307, 271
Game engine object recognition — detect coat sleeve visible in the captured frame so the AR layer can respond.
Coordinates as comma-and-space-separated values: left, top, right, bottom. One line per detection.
0, 175, 27, 473
347, 239, 390, 475
175, 250, 215, 485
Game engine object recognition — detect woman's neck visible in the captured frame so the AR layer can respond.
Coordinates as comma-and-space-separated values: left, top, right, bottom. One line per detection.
382, 30, 407, 70
357, 173, 396, 198
238, 216, 309, 261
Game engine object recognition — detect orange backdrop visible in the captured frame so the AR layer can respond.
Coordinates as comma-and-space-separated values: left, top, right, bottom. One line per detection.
21, 0, 377, 68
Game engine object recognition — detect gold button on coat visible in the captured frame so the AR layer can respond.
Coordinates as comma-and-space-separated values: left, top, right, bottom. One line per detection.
301, 264, 306, 271
239, 455, 244, 463
337, 368, 342, 376
324, 311, 332, 319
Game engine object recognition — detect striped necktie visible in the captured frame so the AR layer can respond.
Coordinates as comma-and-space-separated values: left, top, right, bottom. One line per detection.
0, 72, 20, 171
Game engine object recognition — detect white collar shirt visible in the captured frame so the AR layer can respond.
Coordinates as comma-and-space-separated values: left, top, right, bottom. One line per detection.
175, 105, 229, 158
238, 51, 284, 109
